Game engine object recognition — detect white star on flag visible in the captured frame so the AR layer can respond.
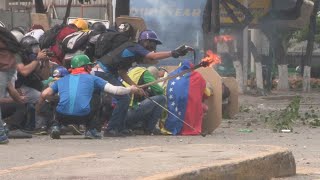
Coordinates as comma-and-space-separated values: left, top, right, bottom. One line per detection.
171, 81, 176, 86
176, 77, 181, 80
169, 88, 173, 92
175, 107, 178, 112
171, 102, 175, 106
169, 95, 173, 99
178, 112, 182, 116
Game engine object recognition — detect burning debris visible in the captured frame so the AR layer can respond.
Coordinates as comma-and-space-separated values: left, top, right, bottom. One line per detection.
201, 50, 221, 67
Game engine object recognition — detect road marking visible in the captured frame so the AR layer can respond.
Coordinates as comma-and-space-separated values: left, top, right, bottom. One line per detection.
122, 146, 160, 152
0, 153, 96, 176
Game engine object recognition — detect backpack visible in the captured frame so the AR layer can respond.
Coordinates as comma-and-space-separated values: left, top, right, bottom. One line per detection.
94, 32, 130, 58
84, 31, 103, 59
39, 24, 65, 49
62, 31, 90, 53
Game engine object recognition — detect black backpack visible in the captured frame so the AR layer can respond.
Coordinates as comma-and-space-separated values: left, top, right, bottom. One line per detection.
39, 24, 65, 49
94, 32, 130, 58
61, 31, 90, 53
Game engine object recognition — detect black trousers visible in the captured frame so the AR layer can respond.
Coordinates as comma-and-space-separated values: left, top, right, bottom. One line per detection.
52, 112, 94, 130
1, 103, 27, 129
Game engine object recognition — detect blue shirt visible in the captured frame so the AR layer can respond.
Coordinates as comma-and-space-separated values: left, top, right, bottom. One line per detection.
51, 74, 107, 116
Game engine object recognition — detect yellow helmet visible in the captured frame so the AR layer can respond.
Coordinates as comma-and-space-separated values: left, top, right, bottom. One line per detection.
72, 18, 88, 30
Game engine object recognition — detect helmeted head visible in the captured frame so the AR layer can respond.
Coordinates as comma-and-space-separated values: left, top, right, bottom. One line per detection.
71, 54, 93, 68
117, 22, 134, 38
72, 18, 88, 31
11, 30, 24, 42
90, 22, 107, 32
53, 66, 69, 78
139, 30, 162, 45
20, 35, 40, 54
30, 24, 44, 31
147, 66, 160, 79
138, 30, 162, 52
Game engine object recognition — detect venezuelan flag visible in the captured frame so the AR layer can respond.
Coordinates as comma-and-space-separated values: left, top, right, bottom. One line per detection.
164, 61, 206, 135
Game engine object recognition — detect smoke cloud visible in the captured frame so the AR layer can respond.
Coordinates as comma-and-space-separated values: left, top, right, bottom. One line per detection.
130, 0, 206, 65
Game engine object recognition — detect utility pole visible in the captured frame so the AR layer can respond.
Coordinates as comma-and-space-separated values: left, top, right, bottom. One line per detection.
303, 0, 320, 92
242, 0, 249, 93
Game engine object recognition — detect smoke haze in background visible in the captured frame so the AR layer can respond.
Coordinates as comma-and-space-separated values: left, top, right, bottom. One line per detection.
130, 0, 206, 65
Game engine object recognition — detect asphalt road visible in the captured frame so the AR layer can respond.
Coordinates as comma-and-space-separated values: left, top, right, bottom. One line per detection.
0, 93, 319, 179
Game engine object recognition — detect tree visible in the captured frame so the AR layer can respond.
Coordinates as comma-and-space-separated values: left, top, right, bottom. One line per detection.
202, 0, 220, 53
218, 0, 253, 93
259, 0, 306, 91
303, 0, 320, 92
34, 0, 46, 14
115, 0, 130, 18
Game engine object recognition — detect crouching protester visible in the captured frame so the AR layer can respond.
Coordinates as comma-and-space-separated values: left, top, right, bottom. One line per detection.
123, 66, 166, 135
96, 28, 190, 137
0, 27, 22, 144
38, 54, 142, 139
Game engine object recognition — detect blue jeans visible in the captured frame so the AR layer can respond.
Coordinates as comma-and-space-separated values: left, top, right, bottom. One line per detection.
94, 71, 130, 132
126, 95, 166, 132
0, 70, 15, 135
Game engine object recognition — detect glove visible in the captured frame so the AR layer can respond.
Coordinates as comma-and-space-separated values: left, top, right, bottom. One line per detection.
171, 45, 189, 58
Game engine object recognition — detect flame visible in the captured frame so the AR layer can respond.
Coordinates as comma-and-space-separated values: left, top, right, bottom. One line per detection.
201, 50, 221, 67
214, 35, 234, 43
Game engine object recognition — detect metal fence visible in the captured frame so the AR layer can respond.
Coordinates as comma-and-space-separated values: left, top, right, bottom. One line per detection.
1, 0, 110, 29
0, 11, 30, 29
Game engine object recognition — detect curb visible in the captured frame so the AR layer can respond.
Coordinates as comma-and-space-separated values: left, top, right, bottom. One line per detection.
142, 147, 296, 180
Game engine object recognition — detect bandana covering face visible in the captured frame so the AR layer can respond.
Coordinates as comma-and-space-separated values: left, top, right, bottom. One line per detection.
70, 67, 90, 74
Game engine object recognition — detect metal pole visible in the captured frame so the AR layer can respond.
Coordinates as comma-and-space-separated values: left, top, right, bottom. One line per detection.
243, 0, 249, 92
144, 95, 206, 137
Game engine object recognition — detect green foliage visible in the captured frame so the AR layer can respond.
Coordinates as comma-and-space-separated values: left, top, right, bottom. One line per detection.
293, 16, 320, 43
300, 105, 320, 127
262, 96, 301, 132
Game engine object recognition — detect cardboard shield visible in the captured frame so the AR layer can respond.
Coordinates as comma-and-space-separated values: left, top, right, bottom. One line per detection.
115, 16, 147, 41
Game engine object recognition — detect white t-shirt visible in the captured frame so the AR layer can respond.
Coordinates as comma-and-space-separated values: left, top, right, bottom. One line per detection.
24, 29, 44, 41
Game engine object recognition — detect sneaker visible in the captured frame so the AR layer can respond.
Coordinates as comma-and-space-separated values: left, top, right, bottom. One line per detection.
0, 130, 9, 144
84, 129, 102, 139
69, 125, 83, 135
132, 129, 145, 135
50, 126, 61, 139
104, 129, 125, 137
8, 129, 32, 139
145, 128, 162, 136
33, 126, 48, 135
59, 125, 68, 135
120, 129, 135, 136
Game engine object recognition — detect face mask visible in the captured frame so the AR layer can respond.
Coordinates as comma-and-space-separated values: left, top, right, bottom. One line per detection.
31, 44, 40, 54
144, 41, 157, 52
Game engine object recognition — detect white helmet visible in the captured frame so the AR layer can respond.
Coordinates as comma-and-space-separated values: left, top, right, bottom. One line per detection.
11, 30, 24, 42
0, 21, 5, 28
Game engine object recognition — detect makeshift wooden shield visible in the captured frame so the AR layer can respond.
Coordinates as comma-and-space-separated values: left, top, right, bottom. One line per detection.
222, 77, 239, 119
31, 13, 50, 31
115, 16, 147, 41
164, 66, 222, 134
